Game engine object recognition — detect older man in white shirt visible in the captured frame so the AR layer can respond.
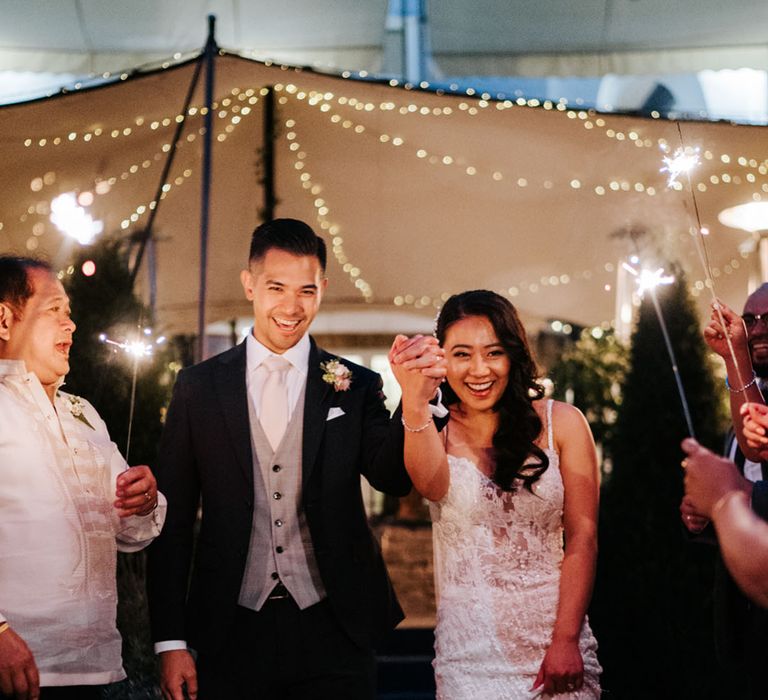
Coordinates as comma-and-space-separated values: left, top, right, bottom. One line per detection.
0, 256, 166, 700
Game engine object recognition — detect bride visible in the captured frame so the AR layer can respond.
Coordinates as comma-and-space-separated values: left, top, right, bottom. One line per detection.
390, 290, 601, 698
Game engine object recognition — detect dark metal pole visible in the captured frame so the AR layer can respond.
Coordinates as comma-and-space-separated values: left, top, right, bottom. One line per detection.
197, 14, 217, 362
147, 236, 157, 314
262, 86, 276, 222
130, 56, 205, 287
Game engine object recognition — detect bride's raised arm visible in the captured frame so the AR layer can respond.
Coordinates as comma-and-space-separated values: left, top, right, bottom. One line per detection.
389, 334, 450, 501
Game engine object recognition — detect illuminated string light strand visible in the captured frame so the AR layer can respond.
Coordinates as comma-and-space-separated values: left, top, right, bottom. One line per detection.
20, 87, 261, 149
315, 82, 768, 172
297, 92, 662, 198
282, 116, 374, 301
9, 95, 260, 251
274, 80, 768, 174
393, 261, 619, 312
114, 99, 257, 231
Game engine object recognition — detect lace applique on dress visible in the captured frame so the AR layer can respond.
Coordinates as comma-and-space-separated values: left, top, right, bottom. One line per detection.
429, 400, 601, 699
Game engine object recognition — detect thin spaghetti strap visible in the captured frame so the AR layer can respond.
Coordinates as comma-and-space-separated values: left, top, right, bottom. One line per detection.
546, 399, 554, 451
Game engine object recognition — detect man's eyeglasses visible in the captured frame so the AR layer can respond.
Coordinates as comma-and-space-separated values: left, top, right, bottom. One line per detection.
743, 313, 768, 329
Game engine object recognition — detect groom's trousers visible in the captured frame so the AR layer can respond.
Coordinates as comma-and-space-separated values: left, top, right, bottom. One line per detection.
196, 596, 376, 700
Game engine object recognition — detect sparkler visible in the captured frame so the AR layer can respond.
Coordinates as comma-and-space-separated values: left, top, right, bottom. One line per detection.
665, 123, 747, 394
100, 327, 166, 462
623, 262, 695, 437
660, 144, 700, 188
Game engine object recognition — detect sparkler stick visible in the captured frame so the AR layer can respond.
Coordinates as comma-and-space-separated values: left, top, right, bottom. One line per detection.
623, 263, 696, 437
99, 327, 166, 462
662, 124, 747, 394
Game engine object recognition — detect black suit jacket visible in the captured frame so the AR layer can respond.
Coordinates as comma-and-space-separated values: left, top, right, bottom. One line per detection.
147, 338, 411, 654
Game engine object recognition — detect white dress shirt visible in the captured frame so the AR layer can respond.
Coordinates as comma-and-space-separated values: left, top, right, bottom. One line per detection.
0, 360, 166, 686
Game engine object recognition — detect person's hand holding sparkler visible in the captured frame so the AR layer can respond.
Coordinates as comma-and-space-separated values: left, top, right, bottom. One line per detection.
681, 438, 768, 609
680, 494, 710, 534
681, 438, 751, 519
115, 464, 159, 518
700, 299, 763, 463
703, 300, 749, 361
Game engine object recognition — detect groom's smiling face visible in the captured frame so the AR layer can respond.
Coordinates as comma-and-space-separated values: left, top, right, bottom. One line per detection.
241, 248, 327, 354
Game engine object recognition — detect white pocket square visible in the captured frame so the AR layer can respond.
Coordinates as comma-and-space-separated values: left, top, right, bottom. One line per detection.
326, 407, 345, 421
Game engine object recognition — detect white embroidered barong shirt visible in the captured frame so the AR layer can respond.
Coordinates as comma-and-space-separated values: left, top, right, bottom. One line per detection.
0, 360, 166, 687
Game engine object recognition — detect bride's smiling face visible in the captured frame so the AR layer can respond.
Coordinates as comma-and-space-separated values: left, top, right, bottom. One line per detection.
443, 315, 510, 411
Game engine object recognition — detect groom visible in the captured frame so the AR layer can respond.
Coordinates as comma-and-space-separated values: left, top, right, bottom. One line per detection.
147, 219, 444, 699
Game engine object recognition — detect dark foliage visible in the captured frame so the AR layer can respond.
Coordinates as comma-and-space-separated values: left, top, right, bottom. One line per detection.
589, 271, 733, 698
64, 240, 175, 467
550, 327, 628, 469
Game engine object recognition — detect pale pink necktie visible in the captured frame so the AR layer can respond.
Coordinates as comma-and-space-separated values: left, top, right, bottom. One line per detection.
259, 356, 290, 451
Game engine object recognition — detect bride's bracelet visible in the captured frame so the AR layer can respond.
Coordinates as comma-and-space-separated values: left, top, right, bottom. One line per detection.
725, 370, 757, 393
401, 415, 433, 433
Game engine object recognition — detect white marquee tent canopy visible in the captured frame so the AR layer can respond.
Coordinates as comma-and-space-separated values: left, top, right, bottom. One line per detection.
2, 0, 768, 85
1, 50, 767, 340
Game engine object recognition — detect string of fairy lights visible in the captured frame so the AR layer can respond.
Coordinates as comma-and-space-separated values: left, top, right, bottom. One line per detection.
5, 87, 265, 249
279, 90, 762, 309
291, 89, 659, 198
263, 78, 768, 172
285, 86, 768, 205
281, 114, 374, 302
3, 62, 766, 320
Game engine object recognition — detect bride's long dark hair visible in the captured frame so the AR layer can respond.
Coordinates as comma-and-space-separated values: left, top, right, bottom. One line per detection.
435, 290, 549, 492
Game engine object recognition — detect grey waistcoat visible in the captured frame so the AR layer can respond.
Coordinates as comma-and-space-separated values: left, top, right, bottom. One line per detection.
238, 383, 326, 610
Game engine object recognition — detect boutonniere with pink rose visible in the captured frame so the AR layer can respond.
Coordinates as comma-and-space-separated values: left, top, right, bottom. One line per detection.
320, 359, 352, 391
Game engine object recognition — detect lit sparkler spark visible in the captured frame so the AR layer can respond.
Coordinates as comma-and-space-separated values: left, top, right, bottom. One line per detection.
99, 327, 166, 461
660, 145, 700, 187
99, 328, 166, 358
621, 263, 675, 295
622, 260, 694, 436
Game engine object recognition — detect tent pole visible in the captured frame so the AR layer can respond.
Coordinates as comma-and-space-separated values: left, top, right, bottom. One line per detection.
403, 0, 426, 83
197, 14, 218, 362
262, 86, 276, 222
130, 54, 205, 289
147, 236, 157, 314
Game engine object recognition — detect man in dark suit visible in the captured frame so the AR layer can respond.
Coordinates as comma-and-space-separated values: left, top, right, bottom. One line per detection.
147, 219, 445, 700
681, 284, 768, 699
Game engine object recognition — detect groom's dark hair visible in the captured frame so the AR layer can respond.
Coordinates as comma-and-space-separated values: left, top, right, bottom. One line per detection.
248, 218, 327, 272
0, 256, 53, 319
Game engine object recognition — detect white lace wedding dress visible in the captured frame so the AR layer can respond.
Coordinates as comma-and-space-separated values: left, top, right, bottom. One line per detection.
429, 401, 602, 699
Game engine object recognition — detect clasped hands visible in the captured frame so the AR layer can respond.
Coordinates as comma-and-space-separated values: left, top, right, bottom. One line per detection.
388, 334, 447, 404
